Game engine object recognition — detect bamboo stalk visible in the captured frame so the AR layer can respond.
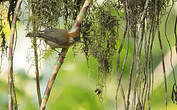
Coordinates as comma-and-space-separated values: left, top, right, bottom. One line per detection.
40, 48, 68, 110
8, 0, 23, 110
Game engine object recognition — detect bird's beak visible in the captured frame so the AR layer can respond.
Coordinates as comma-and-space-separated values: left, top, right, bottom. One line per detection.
77, 40, 86, 45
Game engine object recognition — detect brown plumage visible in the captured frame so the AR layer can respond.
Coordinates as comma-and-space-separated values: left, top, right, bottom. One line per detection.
26, 28, 81, 49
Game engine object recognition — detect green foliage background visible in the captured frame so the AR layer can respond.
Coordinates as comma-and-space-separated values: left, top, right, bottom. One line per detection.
0, 0, 177, 110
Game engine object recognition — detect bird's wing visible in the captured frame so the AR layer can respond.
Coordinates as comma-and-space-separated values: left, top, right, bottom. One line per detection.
40, 28, 68, 45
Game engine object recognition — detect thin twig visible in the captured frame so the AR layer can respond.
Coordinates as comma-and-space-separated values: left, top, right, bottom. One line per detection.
147, 19, 156, 110
141, 20, 148, 109
173, 15, 177, 83
120, 84, 126, 110
126, 38, 136, 110
29, 1, 42, 105
158, 29, 167, 110
115, 26, 128, 110
8, 0, 23, 110
115, 1, 129, 109
164, 1, 176, 109
33, 36, 42, 106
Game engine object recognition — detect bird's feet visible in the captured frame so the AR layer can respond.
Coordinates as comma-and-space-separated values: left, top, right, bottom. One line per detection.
53, 48, 66, 58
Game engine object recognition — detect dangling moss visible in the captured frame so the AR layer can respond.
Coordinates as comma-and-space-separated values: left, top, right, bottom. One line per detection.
81, 0, 121, 87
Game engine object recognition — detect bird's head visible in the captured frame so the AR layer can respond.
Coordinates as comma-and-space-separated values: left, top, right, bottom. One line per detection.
73, 37, 85, 44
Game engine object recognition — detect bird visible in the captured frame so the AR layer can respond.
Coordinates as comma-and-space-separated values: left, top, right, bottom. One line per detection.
26, 28, 83, 49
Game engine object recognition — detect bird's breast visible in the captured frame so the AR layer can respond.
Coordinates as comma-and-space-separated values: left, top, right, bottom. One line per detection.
45, 40, 71, 48
68, 37, 75, 44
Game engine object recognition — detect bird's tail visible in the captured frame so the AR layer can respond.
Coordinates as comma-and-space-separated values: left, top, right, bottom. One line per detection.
26, 32, 43, 38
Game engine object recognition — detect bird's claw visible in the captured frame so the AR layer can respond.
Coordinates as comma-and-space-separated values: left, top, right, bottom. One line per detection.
53, 48, 66, 58
58, 52, 66, 59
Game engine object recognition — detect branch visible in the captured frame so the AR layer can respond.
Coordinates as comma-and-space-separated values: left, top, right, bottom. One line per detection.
40, 48, 68, 110
69, 0, 91, 34
39, 0, 92, 109
8, 0, 23, 110
31, 12, 42, 106
33, 36, 42, 106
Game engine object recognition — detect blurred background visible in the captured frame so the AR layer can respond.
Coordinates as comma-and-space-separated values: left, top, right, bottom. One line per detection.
0, 0, 177, 110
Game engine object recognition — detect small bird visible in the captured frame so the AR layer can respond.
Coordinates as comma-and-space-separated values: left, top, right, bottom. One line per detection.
26, 28, 83, 49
